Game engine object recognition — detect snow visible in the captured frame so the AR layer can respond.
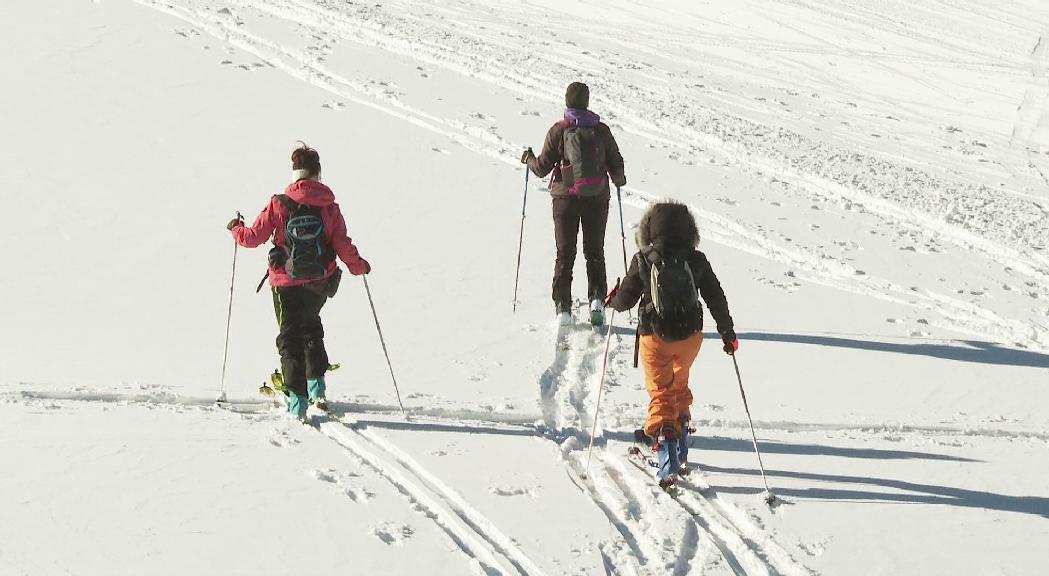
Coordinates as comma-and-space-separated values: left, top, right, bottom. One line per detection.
2, 0, 1048, 574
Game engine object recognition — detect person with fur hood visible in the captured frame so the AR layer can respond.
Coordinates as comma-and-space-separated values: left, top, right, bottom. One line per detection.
227, 143, 371, 422
605, 200, 738, 488
521, 81, 627, 326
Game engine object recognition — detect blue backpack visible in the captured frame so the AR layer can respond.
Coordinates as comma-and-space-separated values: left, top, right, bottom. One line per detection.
274, 194, 334, 279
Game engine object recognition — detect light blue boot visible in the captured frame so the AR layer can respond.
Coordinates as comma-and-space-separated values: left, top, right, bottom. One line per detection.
308, 377, 327, 410
678, 415, 691, 473
287, 392, 309, 422
655, 430, 681, 489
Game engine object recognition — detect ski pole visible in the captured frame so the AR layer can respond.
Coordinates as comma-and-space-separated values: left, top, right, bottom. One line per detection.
632, 324, 640, 368
255, 270, 269, 293
512, 157, 530, 312
218, 211, 243, 403
615, 186, 629, 275
363, 275, 407, 418
581, 307, 617, 479
730, 353, 778, 505
615, 186, 633, 323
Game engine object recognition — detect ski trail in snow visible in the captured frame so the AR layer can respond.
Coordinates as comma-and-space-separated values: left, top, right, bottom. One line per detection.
318, 418, 548, 576
534, 317, 814, 575
13, 388, 1049, 442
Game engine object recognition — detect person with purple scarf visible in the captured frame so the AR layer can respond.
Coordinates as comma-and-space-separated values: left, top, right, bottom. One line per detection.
522, 82, 627, 325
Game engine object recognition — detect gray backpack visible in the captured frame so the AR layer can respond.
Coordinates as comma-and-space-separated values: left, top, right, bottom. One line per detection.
561, 125, 608, 196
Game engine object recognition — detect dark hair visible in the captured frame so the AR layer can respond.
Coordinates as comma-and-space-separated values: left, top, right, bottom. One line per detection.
291, 142, 321, 177
565, 82, 590, 109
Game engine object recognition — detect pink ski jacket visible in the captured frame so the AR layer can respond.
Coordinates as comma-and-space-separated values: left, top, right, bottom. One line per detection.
231, 179, 368, 287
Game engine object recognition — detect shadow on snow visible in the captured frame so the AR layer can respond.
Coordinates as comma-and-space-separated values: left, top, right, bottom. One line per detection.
729, 331, 1049, 369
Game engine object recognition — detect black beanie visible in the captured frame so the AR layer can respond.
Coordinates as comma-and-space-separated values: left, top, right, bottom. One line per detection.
565, 82, 590, 109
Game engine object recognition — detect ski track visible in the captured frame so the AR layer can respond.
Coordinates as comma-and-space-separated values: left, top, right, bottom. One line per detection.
137, 0, 1049, 352
317, 418, 548, 576
13, 388, 1049, 442
532, 317, 815, 575
10, 383, 1045, 574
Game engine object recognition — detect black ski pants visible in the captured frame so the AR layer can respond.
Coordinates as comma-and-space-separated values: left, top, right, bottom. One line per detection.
552, 194, 609, 308
272, 282, 329, 398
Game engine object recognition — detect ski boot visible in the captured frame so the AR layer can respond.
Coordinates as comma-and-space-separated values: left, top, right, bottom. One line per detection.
308, 376, 328, 412
632, 427, 680, 493
556, 300, 573, 327
654, 427, 681, 493
287, 391, 310, 424
678, 415, 695, 477
589, 299, 605, 327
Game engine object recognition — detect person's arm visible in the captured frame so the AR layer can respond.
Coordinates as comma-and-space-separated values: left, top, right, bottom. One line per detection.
326, 203, 370, 275
609, 253, 644, 312
231, 198, 277, 248
694, 252, 736, 351
525, 123, 563, 178
601, 124, 626, 188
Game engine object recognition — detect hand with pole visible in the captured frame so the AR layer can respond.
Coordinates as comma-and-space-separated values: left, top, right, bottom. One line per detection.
218, 211, 244, 403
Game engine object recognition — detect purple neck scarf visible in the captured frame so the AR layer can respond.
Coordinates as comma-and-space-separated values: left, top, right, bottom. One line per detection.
564, 107, 600, 127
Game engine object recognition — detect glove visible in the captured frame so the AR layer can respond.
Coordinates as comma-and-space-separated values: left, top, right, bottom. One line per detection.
721, 329, 738, 355
226, 216, 244, 231
520, 147, 535, 165
349, 258, 371, 276
604, 278, 621, 307
612, 175, 627, 188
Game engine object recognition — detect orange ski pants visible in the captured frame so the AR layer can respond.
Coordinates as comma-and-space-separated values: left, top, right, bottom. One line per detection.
640, 331, 703, 438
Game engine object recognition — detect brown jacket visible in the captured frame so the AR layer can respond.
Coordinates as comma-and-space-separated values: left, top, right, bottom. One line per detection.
527, 118, 626, 197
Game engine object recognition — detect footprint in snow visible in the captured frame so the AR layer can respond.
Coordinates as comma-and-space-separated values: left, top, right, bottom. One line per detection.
490, 486, 535, 497
321, 101, 345, 111
344, 486, 374, 502
372, 523, 414, 546
309, 468, 339, 483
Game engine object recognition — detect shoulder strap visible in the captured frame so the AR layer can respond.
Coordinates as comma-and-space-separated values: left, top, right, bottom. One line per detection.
275, 194, 297, 212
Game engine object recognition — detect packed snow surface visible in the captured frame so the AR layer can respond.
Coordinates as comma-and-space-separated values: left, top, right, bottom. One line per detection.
2, 0, 1047, 574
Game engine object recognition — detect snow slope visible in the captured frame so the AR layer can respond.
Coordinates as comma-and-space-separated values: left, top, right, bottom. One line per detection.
2, 0, 1047, 574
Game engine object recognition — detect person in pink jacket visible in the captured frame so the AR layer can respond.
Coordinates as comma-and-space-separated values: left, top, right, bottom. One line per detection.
228, 143, 370, 421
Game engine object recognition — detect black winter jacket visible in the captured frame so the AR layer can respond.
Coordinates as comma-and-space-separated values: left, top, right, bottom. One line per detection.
609, 245, 734, 338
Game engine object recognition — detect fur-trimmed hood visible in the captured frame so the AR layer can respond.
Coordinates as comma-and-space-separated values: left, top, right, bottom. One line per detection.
635, 200, 700, 255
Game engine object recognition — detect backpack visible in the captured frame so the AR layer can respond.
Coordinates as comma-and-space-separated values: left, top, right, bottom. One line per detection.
644, 253, 701, 341
273, 194, 334, 280
561, 125, 608, 196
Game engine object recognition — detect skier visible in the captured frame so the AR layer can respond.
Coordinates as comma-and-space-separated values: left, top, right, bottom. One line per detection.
521, 81, 627, 326
605, 200, 737, 489
227, 143, 370, 422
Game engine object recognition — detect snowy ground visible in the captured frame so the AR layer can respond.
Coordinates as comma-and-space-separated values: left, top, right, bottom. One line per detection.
2, 0, 1048, 574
